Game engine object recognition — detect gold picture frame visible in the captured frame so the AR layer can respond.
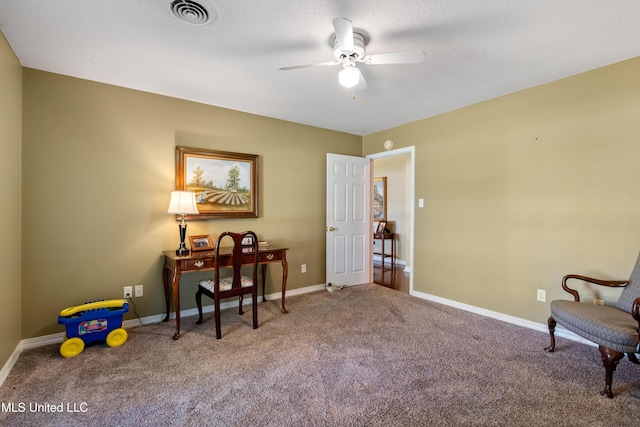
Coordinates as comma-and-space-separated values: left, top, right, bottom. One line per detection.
373, 177, 387, 221
188, 234, 214, 252
176, 146, 259, 220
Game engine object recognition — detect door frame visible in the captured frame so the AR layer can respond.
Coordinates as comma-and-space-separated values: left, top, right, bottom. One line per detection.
367, 146, 415, 294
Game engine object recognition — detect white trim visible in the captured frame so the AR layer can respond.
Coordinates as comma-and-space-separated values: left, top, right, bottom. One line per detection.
372, 254, 405, 266
0, 341, 24, 387
410, 289, 597, 347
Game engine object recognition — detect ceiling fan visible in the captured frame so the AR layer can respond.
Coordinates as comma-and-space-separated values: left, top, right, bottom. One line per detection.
279, 17, 426, 89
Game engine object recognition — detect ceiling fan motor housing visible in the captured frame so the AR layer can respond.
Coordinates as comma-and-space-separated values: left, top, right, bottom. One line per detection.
333, 32, 366, 62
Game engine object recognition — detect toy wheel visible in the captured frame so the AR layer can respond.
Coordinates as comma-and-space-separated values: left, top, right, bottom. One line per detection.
106, 328, 128, 347
60, 337, 84, 358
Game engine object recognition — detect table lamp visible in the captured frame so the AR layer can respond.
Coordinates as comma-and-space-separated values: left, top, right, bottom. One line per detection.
167, 191, 199, 256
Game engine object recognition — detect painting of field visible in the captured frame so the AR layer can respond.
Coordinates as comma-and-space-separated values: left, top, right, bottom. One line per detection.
185, 157, 251, 211
176, 146, 258, 219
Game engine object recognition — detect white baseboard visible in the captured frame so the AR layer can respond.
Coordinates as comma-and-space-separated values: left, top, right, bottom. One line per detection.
373, 254, 404, 266
0, 341, 24, 388
410, 290, 597, 348
373, 255, 411, 273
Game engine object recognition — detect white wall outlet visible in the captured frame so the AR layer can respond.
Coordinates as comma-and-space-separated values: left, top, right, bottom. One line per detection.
593, 298, 604, 306
124, 286, 132, 299
537, 289, 546, 302
135, 285, 143, 297
418, 198, 424, 208
301, 264, 307, 273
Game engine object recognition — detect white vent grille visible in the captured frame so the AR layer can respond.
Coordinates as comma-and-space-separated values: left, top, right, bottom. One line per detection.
170, 0, 213, 25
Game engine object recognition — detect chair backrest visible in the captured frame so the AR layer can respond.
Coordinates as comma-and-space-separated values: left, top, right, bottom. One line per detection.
213, 231, 259, 291
616, 251, 640, 313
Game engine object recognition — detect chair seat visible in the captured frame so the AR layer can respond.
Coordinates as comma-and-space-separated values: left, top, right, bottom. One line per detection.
550, 300, 639, 353
198, 276, 253, 293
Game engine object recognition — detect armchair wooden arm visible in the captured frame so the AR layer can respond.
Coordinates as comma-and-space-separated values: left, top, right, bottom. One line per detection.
633, 297, 640, 323
561, 274, 629, 302
629, 298, 640, 365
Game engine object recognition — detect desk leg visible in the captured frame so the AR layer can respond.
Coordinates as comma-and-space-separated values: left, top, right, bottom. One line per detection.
162, 266, 171, 322
281, 254, 289, 313
261, 264, 267, 302
169, 267, 182, 340
390, 235, 396, 269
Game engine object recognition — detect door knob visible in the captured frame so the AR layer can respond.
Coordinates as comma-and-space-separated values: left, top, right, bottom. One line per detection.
327, 227, 336, 232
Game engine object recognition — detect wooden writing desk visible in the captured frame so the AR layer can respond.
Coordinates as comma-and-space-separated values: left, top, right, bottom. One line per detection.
162, 246, 288, 340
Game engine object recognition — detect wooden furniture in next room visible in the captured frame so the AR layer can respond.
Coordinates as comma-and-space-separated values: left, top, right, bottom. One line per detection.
162, 245, 288, 340
373, 232, 396, 268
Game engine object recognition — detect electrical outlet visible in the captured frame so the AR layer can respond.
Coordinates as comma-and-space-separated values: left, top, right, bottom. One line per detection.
301, 264, 307, 273
537, 289, 546, 302
123, 286, 132, 299
593, 298, 604, 306
135, 285, 143, 297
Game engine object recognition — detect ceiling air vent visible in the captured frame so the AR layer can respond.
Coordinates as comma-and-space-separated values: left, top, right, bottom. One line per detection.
170, 0, 213, 25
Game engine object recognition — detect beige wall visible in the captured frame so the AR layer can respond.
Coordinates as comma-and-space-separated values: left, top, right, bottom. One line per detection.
21, 69, 361, 338
364, 57, 640, 323
0, 33, 22, 364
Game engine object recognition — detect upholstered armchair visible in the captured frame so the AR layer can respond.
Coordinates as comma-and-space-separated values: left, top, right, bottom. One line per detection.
544, 253, 640, 398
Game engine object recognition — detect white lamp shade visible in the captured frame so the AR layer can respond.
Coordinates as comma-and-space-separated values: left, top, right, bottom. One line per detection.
338, 66, 361, 88
167, 191, 199, 215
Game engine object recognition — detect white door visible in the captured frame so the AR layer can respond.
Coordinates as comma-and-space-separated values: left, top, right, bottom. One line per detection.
326, 153, 371, 287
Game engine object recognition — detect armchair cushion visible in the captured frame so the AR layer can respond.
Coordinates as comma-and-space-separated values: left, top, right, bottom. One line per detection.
550, 300, 639, 353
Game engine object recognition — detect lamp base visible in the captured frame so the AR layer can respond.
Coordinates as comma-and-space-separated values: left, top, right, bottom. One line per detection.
175, 221, 190, 257
176, 247, 190, 257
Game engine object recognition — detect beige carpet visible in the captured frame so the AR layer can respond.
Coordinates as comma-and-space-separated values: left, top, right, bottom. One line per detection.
1, 284, 638, 426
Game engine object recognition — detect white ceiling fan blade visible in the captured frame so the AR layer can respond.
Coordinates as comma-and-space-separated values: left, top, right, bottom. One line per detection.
363, 51, 426, 65
279, 61, 340, 71
332, 17, 354, 52
355, 68, 367, 89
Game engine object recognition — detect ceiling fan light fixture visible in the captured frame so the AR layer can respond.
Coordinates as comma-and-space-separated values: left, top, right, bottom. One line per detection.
339, 66, 360, 88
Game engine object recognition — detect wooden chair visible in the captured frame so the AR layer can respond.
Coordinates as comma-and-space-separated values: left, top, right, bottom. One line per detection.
544, 252, 640, 398
195, 231, 259, 339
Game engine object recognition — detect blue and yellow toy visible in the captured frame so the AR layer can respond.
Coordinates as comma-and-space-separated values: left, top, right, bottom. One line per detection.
57, 299, 129, 358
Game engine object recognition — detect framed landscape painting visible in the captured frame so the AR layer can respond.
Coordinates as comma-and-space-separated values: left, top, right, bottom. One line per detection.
373, 177, 387, 221
175, 146, 259, 219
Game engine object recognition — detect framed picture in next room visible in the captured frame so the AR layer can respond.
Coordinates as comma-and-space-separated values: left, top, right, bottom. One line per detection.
373, 177, 387, 221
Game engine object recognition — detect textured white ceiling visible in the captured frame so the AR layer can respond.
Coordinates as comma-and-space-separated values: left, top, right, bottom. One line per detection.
2, 0, 640, 135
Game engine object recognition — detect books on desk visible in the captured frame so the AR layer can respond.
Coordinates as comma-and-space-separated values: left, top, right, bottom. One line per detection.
241, 241, 269, 253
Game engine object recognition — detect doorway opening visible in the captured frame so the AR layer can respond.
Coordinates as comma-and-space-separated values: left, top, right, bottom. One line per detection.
367, 147, 414, 294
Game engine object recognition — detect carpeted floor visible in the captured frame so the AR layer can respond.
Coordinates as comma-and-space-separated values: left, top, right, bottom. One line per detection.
1, 284, 638, 426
